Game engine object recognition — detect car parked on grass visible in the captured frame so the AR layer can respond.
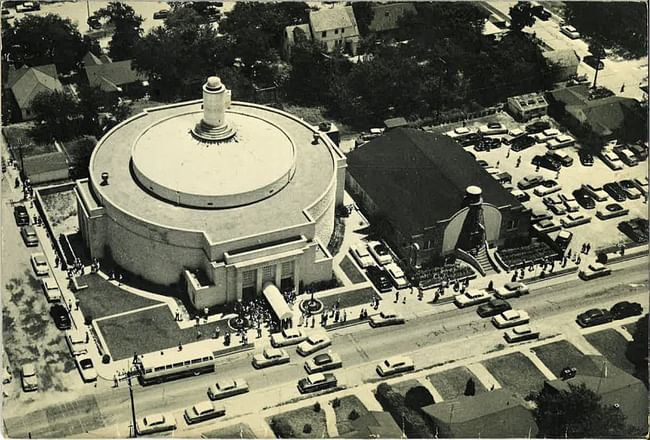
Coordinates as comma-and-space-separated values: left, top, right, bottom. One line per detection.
454, 289, 492, 308
50, 304, 71, 330
517, 174, 544, 190
21, 225, 38, 247
534, 180, 561, 196
30, 253, 49, 276
619, 180, 643, 199
298, 373, 337, 394
369, 310, 405, 327
75, 356, 97, 382
21, 363, 38, 392
572, 189, 596, 209
561, 213, 592, 228
297, 333, 332, 356
14, 204, 29, 226
560, 25, 580, 39
385, 263, 409, 289
376, 356, 415, 377
350, 244, 374, 269
304, 352, 343, 374
477, 299, 511, 318
494, 282, 529, 299
492, 309, 530, 328
576, 308, 612, 327
578, 263, 611, 281
207, 379, 249, 400
366, 266, 392, 293
504, 325, 540, 343
603, 182, 627, 202
578, 150, 594, 166
136, 413, 176, 435
252, 347, 290, 369
184, 402, 225, 425
596, 203, 628, 220
368, 241, 393, 265
271, 328, 306, 347
610, 301, 643, 320
532, 155, 561, 172
41, 277, 61, 302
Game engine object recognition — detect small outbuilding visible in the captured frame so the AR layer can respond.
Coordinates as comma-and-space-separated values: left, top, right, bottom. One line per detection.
22, 151, 69, 184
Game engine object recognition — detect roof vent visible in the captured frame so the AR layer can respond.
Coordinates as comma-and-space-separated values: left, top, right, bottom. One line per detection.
100, 172, 109, 186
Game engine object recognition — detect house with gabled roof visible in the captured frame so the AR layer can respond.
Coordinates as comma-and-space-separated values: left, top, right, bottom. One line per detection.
367, 2, 416, 34
5, 64, 64, 120
82, 53, 148, 96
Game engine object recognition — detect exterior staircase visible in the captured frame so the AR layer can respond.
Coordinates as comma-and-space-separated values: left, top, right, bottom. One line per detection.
476, 246, 496, 275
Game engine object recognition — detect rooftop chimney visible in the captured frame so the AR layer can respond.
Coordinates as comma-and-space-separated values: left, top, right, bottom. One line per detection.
192, 76, 236, 142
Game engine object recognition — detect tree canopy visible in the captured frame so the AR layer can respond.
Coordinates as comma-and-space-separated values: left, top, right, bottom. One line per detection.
509, 1, 537, 33
352, 2, 374, 36
30, 90, 80, 141
94, 2, 144, 61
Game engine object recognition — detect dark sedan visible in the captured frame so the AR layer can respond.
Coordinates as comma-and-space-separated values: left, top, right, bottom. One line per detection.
572, 189, 596, 209
603, 182, 627, 202
532, 155, 561, 171
366, 266, 392, 293
477, 299, 511, 318
511, 136, 535, 152
525, 121, 551, 134
577, 308, 613, 328
578, 150, 594, 166
610, 301, 643, 320
50, 304, 71, 330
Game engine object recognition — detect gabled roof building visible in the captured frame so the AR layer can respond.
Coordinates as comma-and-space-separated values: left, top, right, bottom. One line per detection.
6, 64, 63, 120
83, 53, 148, 94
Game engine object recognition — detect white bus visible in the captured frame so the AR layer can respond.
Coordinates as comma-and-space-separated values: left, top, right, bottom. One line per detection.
134, 345, 216, 384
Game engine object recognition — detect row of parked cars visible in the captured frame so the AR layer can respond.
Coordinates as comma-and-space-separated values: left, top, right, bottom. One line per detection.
350, 241, 410, 291
576, 301, 643, 327
600, 142, 648, 171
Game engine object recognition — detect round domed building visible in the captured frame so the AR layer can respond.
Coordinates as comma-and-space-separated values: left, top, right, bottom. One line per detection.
75, 77, 346, 309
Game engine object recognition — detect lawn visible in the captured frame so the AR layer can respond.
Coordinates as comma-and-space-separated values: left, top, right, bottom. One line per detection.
331, 395, 370, 436
202, 423, 256, 438
2, 125, 57, 156
319, 286, 379, 311
427, 366, 487, 400
623, 320, 639, 336
532, 340, 606, 378
482, 352, 547, 397
585, 329, 636, 375
96, 305, 233, 360
76, 273, 163, 320
339, 255, 366, 284
267, 405, 328, 438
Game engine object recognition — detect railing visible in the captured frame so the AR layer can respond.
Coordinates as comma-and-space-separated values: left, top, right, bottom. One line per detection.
455, 248, 486, 277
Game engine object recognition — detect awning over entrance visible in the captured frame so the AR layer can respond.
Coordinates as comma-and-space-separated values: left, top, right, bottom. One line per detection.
262, 282, 293, 321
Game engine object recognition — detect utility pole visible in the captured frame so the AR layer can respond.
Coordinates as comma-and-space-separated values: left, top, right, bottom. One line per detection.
118, 354, 142, 438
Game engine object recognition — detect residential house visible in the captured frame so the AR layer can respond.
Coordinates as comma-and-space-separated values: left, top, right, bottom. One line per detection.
543, 49, 581, 82
339, 411, 403, 438
367, 2, 416, 34
83, 53, 148, 96
309, 6, 360, 55
22, 151, 69, 184
506, 92, 549, 121
6, 64, 64, 121
421, 389, 538, 438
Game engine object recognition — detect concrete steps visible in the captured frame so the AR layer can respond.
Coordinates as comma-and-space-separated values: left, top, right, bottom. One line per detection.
476, 247, 496, 275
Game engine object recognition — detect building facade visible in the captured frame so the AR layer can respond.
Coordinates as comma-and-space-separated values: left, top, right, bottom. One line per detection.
506, 92, 549, 121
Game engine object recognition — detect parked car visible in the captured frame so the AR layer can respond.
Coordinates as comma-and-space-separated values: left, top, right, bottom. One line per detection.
619, 180, 643, 199
534, 180, 561, 196
560, 25, 580, 39
614, 147, 638, 166
458, 133, 483, 147
510, 189, 530, 202
548, 203, 566, 216
533, 128, 559, 143
618, 218, 649, 243
454, 289, 492, 308
366, 266, 392, 293
350, 244, 374, 268
14, 204, 29, 226
627, 143, 648, 161
304, 352, 342, 374
531, 5, 551, 20
298, 373, 337, 394
368, 241, 393, 265
596, 203, 628, 220
517, 174, 544, 190
559, 193, 579, 212
561, 212, 592, 227
555, 230, 573, 251
21, 363, 38, 392
184, 402, 225, 425
532, 155, 561, 172
136, 413, 177, 435
75, 356, 97, 382
153, 9, 170, 19
546, 151, 573, 167
271, 328, 306, 347
582, 184, 608, 202
572, 189, 596, 209
633, 177, 648, 197
576, 308, 612, 327
252, 347, 290, 369
478, 122, 507, 135
494, 282, 529, 299
546, 135, 575, 150
65, 328, 88, 356
533, 218, 560, 234
30, 253, 49, 276
376, 356, 414, 377
41, 277, 61, 302
525, 120, 551, 134
511, 135, 536, 152
530, 210, 552, 224
445, 127, 473, 138
385, 263, 409, 289
583, 55, 604, 70
579, 263, 611, 281
297, 333, 332, 356
369, 310, 405, 327
477, 299, 511, 318
601, 151, 623, 170
50, 304, 71, 330
610, 301, 643, 320
603, 182, 627, 202
578, 150, 594, 166
492, 309, 530, 328
21, 225, 38, 247
504, 325, 540, 343
207, 379, 249, 400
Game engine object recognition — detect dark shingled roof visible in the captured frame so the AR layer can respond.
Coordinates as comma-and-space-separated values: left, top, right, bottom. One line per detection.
6, 65, 63, 111
23, 151, 69, 176
85, 59, 146, 92
346, 128, 520, 236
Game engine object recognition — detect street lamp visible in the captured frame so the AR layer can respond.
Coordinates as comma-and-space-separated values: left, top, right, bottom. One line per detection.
117, 353, 142, 438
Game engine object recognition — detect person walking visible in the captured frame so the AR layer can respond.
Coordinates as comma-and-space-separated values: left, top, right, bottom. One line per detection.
395, 291, 400, 303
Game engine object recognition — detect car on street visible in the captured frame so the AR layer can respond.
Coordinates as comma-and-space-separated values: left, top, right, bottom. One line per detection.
208, 379, 249, 400
596, 203, 628, 220
65, 327, 88, 355
603, 182, 627, 202
271, 328, 306, 347
50, 304, 71, 330
184, 401, 226, 424
561, 213, 592, 228
369, 310, 405, 327
136, 413, 177, 435
494, 282, 529, 299
75, 356, 97, 382
297, 333, 332, 356
477, 299, 511, 318
304, 352, 343, 373
14, 204, 29, 226
560, 25, 580, 39
385, 263, 409, 289
576, 308, 613, 327
478, 122, 508, 135
619, 180, 643, 199
583, 55, 604, 70
368, 241, 393, 265
534, 180, 561, 197
350, 244, 374, 268
454, 289, 492, 308
532, 155, 561, 171
579, 263, 611, 281
504, 325, 540, 343
30, 253, 49, 276
572, 189, 596, 209
41, 277, 61, 302
610, 301, 643, 320
376, 356, 415, 377
492, 309, 530, 328
252, 347, 290, 368
578, 150, 594, 166
525, 120, 551, 134
21, 225, 38, 247
510, 189, 530, 202
297, 373, 337, 394
21, 363, 38, 392
510, 135, 535, 152
366, 266, 392, 292
517, 174, 544, 190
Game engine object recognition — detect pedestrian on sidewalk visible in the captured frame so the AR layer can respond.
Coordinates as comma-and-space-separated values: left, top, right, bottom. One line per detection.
342, 310, 347, 322
621, 83, 625, 92
402, 296, 406, 304
113, 374, 119, 387
395, 291, 400, 303
257, 327, 262, 338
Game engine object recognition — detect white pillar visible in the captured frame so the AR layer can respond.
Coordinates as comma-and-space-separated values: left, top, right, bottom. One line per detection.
203, 76, 226, 128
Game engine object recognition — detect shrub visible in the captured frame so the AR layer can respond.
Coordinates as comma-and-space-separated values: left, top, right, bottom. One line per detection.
375, 383, 434, 438
464, 378, 476, 396
348, 409, 360, 420
102, 354, 111, 364
404, 386, 434, 408
303, 423, 312, 434
332, 397, 341, 408
271, 417, 295, 438
313, 401, 321, 412
84, 315, 93, 326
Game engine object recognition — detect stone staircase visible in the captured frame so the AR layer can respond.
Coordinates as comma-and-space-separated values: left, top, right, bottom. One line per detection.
476, 246, 496, 275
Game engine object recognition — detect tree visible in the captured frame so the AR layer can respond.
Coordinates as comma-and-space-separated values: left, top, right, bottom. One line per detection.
534, 383, 632, 437
5, 14, 89, 72
625, 315, 648, 386
404, 385, 435, 409
352, 2, 375, 36
375, 383, 436, 438
94, 2, 144, 60
464, 377, 476, 396
76, 85, 118, 136
588, 42, 606, 88
30, 90, 80, 141
509, 1, 537, 32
